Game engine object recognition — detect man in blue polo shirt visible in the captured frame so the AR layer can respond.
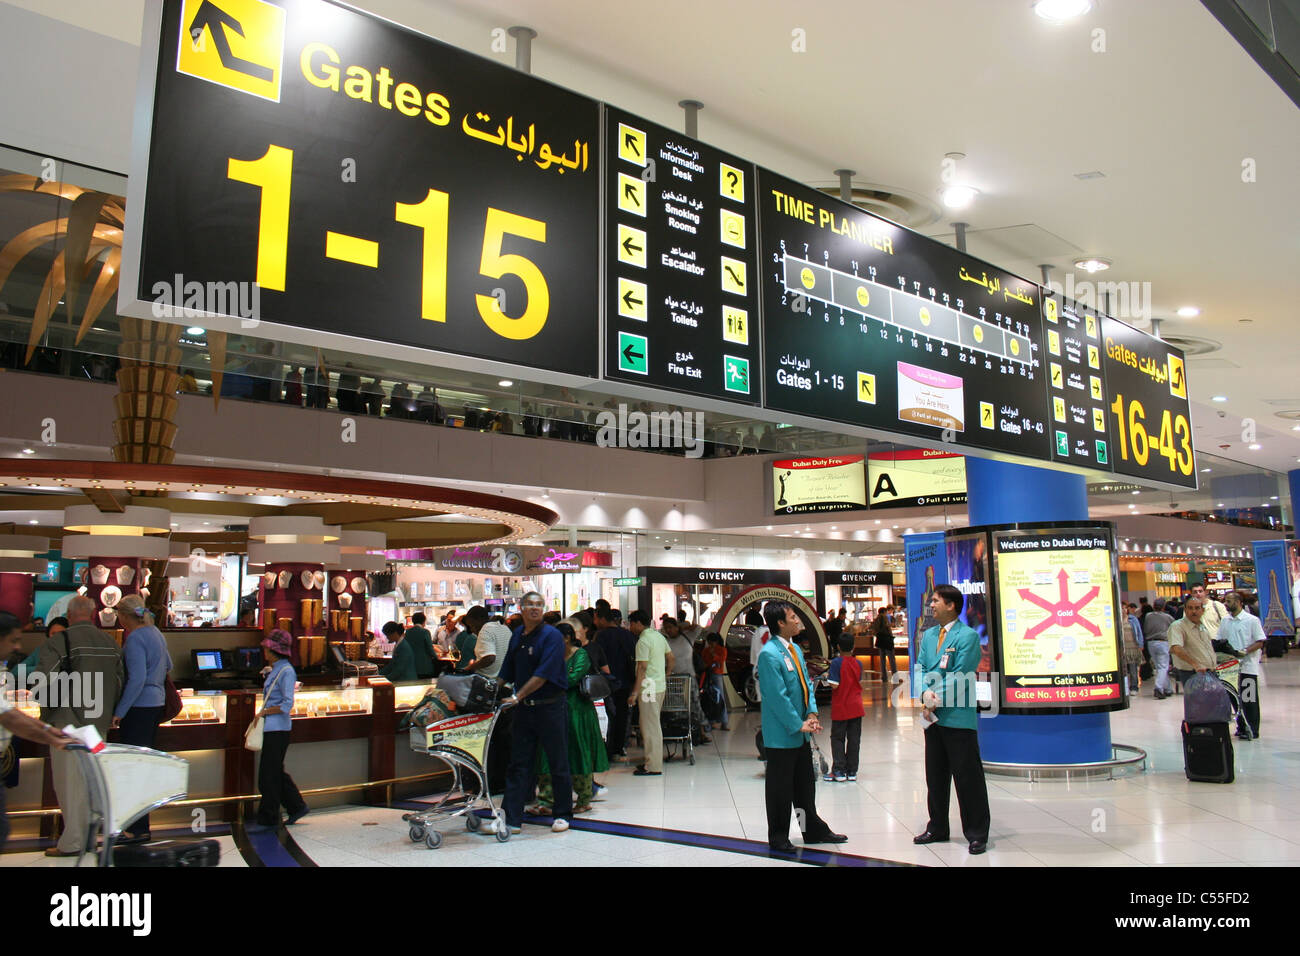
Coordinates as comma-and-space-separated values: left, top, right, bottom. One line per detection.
499, 592, 571, 835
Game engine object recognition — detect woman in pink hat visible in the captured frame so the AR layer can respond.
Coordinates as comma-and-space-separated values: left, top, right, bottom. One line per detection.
248, 630, 308, 832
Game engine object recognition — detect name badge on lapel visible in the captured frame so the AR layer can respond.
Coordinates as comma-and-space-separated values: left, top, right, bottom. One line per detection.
939, 653, 951, 669
785, 657, 794, 672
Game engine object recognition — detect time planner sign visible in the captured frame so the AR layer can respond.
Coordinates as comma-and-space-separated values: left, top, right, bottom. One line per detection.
120, 0, 600, 376
758, 170, 1050, 459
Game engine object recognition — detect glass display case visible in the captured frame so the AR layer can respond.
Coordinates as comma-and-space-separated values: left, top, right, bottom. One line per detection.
255, 686, 373, 718
162, 691, 228, 725
393, 682, 436, 711
4, 687, 40, 719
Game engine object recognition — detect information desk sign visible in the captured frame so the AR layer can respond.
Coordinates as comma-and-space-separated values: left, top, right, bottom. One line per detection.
758, 170, 1049, 458
121, 0, 600, 376
1100, 315, 1196, 488
1043, 293, 1111, 468
988, 522, 1128, 714
602, 107, 760, 402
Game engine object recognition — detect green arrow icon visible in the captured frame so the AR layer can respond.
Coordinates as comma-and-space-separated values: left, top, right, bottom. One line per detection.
618, 332, 647, 375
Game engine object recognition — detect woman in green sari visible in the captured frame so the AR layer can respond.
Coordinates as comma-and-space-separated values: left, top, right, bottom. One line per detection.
532, 620, 610, 814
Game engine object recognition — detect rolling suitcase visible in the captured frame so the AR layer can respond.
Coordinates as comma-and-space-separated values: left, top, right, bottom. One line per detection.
1265, 636, 1288, 658
112, 838, 220, 868
1182, 722, 1234, 784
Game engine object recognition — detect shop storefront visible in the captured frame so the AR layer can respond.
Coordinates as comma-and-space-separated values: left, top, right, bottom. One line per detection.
636, 567, 791, 630
814, 570, 899, 621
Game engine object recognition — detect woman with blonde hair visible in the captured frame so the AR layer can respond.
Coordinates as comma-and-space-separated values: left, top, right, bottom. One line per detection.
111, 593, 173, 843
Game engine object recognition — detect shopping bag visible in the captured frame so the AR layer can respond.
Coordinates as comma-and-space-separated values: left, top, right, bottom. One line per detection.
244, 716, 264, 751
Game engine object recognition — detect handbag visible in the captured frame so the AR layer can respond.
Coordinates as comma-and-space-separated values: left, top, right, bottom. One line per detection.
244, 716, 264, 751
1139, 661, 1153, 680
579, 670, 613, 702
162, 676, 183, 723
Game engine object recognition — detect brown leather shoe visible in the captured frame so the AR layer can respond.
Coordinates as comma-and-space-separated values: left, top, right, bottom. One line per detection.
44, 847, 80, 857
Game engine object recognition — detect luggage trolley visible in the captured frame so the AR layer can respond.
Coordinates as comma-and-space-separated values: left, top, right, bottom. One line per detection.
67, 743, 191, 867
1213, 653, 1252, 740
404, 702, 514, 848
662, 673, 695, 765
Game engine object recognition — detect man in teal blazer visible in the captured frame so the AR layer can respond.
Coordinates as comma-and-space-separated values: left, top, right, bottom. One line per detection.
757, 601, 845, 853
912, 584, 990, 854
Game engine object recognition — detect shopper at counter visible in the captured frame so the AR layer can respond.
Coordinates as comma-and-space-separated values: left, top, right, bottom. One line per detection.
250, 630, 309, 832
111, 594, 174, 844
28, 595, 123, 857
379, 622, 417, 681
500, 592, 572, 834
0, 612, 73, 854
405, 613, 436, 679
533, 621, 610, 814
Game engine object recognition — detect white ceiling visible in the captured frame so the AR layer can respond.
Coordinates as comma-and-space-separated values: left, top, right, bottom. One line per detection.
5, 0, 1299, 479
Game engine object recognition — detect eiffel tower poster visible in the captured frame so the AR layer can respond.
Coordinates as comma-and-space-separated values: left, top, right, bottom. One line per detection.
1263, 569, 1295, 636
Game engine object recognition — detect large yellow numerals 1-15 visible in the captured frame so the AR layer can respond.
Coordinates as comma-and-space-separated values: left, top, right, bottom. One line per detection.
1109, 394, 1194, 476
228, 144, 550, 340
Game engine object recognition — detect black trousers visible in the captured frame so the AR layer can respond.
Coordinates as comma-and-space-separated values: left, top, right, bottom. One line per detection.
605, 690, 630, 757
830, 717, 861, 776
1238, 674, 1260, 737
118, 705, 164, 836
503, 697, 571, 826
923, 724, 990, 843
257, 731, 307, 826
765, 741, 830, 847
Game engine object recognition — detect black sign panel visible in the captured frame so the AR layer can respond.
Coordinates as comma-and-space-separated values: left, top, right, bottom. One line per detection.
1044, 293, 1112, 468
1099, 315, 1196, 487
758, 170, 1050, 457
603, 107, 760, 402
130, 0, 599, 375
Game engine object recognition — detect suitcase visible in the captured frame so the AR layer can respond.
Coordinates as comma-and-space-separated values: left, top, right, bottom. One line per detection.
112, 838, 220, 868
1265, 636, 1288, 658
1182, 722, 1234, 784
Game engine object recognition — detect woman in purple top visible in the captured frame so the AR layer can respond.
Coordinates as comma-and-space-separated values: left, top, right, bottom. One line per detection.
111, 594, 173, 843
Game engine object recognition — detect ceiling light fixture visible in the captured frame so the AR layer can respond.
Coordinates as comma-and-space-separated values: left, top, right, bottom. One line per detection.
498, 380, 513, 388
1034, 0, 1093, 20
941, 184, 979, 210
20, 448, 33, 455
1175, 307, 1200, 318
186, 326, 206, 336
1073, 257, 1111, 273
1249, 443, 1261, 450
1211, 396, 1228, 402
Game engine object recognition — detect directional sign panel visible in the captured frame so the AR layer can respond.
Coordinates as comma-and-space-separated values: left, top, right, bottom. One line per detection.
990, 525, 1127, 713
758, 169, 1050, 456
1100, 314, 1196, 487
122, 0, 600, 375
602, 106, 760, 403
1044, 293, 1112, 470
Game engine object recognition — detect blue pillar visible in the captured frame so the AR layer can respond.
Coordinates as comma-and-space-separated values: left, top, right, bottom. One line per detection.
1289, 469, 1300, 534
964, 457, 1112, 764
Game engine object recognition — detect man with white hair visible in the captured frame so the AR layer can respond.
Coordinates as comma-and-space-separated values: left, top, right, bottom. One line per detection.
26, 594, 123, 857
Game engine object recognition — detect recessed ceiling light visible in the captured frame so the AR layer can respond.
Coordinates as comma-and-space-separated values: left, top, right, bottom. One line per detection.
203, 521, 210, 526
1211, 396, 1228, 402
1073, 257, 1111, 273
1132, 490, 1140, 495
27, 519, 38, 525
1249, 443, 1261, 450
20, 448, 33, 455
186, 326, 206, 336
1271, 496, 1279, 500
1176, 306, 1200, 318
1217, 502, 1225, 507
1034, 0, 1093, 20
941, 184, 979, 210
1200, 468, 1211, 473
498, 380, 513, 388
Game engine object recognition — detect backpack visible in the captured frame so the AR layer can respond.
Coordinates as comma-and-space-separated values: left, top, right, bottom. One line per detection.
701, 680, 723, 722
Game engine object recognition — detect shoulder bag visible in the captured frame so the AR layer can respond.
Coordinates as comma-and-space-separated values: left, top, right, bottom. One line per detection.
244, 716, 264, 751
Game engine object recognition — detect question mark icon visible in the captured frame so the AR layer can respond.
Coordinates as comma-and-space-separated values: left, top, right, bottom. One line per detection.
726, 171, 739, 191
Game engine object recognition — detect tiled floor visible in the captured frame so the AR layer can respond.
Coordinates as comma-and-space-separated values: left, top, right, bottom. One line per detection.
6, 657, 1300, 867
